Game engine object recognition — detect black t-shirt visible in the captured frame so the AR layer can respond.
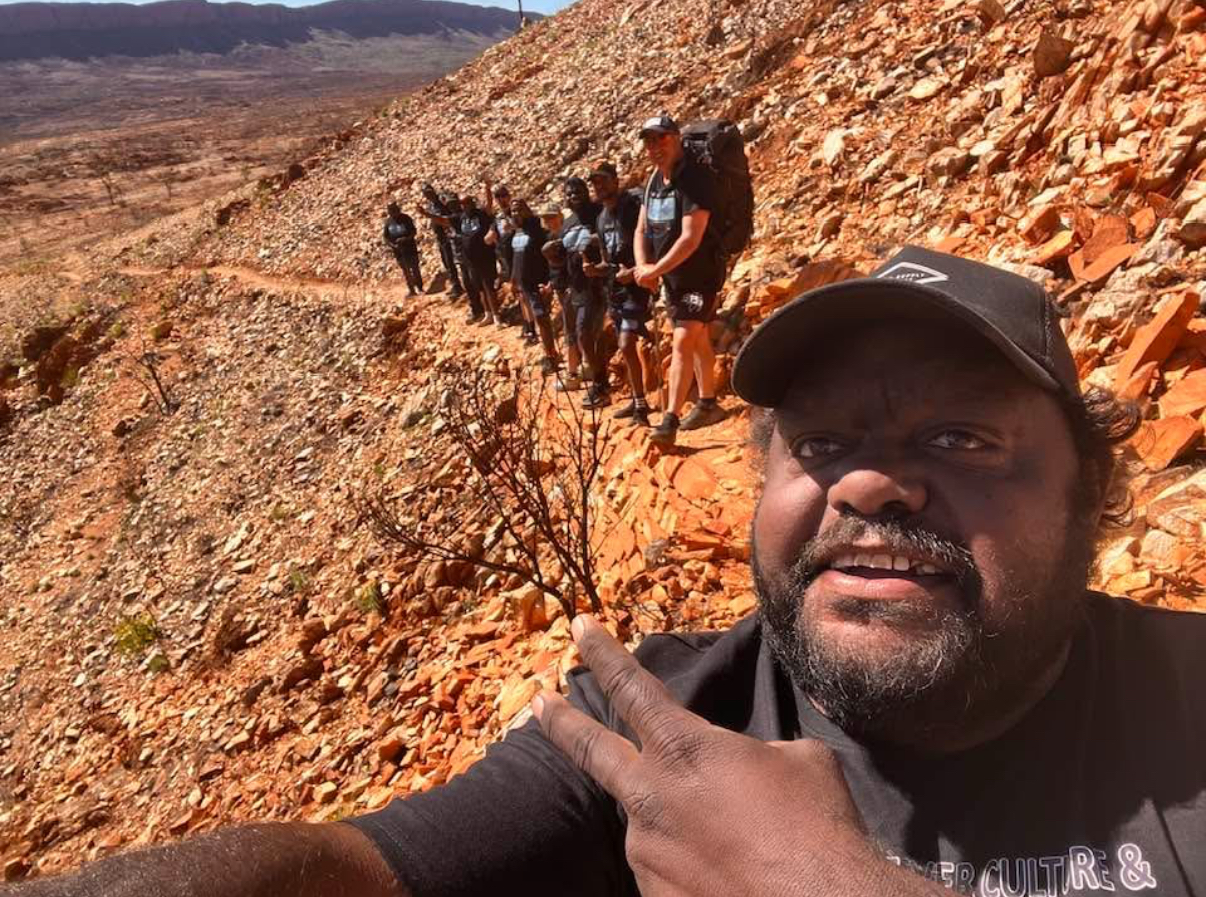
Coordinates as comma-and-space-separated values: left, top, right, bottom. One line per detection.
350, 593, 1206, 896
598, 191, 651, 308
459, 209, 495, 268
644, 156, 724, 296
510, 219, 549, 292
424, 199, 452, 240
384, 215, 417, 248
560, 203, 606, 305
493, 211, 515, 255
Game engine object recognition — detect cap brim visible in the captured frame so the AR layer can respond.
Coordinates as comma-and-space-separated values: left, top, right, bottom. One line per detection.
731, 279, 1062, 408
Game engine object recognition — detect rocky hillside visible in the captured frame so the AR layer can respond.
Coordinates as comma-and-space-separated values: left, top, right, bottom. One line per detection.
0, 0, 528, 62
1, 0, 1206, 883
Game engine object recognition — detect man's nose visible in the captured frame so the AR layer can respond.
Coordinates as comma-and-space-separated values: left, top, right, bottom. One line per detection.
827, 466, 927, 518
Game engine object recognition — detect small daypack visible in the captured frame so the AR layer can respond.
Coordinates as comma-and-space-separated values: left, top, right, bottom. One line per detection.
680, 119, 754, 259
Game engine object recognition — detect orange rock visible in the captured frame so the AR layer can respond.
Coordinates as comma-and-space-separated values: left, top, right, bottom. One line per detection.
935, 235, 966, 253
1159, 369, 1206, 417
1132, 416, 1203, 471
1082, 213, 1129, 267
1030, 230, 1076, 266
1116, 360, 1158, 402
671, 458, 719, 503
1180, 5, 1206, 31
1018, 204, 1062, 245
1178, 317, 1206, 354
1071, 206, 1098, 242
1069, 242, 1138, 283
1112, 290, 1201, 390
1147, 192, 1175, 219
970, 208, 999, 230
1131, 206, 1158, 241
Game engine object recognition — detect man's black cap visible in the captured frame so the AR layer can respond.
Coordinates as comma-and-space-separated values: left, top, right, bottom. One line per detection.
639, 115, 679, 137
588, 162, 618, 181
564, 176, 589, 191
732, 246, 1081, 408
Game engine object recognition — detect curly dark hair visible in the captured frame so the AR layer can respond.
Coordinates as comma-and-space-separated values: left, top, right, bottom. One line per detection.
748, 385, 1141, 533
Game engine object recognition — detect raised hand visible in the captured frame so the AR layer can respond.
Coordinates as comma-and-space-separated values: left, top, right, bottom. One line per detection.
532, 616, 946, 897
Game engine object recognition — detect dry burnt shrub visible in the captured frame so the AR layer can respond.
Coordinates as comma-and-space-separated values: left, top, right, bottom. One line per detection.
357, 363, 607, 620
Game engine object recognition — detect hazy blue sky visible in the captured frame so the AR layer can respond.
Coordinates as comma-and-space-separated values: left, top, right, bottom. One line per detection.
0, 0, 574, 13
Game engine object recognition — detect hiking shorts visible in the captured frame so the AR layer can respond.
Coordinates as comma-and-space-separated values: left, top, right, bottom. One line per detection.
574, 302, 606, 344
518, 284, 548, 318
608, 291, 652, 339
466, 257, 497, 292
667, 288, 720, 325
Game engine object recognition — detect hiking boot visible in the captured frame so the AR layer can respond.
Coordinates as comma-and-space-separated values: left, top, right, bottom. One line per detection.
650, 412, 680, 446
467, 312, 483, 324
679, 401, 727, 431
582, 384, 611, 409
632, 407, 652, 428
555, 372, 582, 392
540, 356, 559, 376
614, 400, 637, 420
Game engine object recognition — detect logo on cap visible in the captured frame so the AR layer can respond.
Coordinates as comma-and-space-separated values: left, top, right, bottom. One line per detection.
876, 262, 950, 285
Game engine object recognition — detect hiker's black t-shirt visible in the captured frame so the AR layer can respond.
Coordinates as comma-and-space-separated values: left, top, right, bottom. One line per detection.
560, 203, 606, 306
598, 191, 650, 309
350, 593, 1206, 896
459, 209, 495, 269
384, 216, 418, 249
510, 219, 549, 292
493, 210, 515, 275
644, 156, 724, 296
424, 199, 453, 241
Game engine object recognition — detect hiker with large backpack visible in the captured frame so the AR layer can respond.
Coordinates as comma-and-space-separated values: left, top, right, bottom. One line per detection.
635, 114, 753, 446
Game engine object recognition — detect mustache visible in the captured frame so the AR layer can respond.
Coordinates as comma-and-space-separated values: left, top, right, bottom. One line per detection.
790, 514, 980, 594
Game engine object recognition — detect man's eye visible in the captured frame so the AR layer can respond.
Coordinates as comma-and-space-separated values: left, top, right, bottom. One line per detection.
791, 437, 844, 459
928, 430, 987, 450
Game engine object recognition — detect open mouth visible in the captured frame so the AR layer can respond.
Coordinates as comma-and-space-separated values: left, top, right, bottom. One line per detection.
824, 552, 950, 579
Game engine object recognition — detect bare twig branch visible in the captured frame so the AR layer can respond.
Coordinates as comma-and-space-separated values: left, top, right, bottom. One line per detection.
356, 362, 606, 619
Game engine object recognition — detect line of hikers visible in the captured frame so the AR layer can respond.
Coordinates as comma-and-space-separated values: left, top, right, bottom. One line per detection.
382, 114, 753, 445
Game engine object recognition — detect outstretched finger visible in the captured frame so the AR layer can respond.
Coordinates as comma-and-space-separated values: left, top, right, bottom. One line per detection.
533, 691, 638, 797
571, 616, 697, 751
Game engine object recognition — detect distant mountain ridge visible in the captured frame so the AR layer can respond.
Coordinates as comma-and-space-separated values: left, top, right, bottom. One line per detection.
0, 0, 530, 62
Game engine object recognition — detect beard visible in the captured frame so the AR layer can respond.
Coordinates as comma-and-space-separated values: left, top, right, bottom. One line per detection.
752, 504, 1097, 747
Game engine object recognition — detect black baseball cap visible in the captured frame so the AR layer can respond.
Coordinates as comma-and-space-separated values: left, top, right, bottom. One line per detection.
640, 114, 680, 137
732, 246, 1081, 408
588, 162, 618, 180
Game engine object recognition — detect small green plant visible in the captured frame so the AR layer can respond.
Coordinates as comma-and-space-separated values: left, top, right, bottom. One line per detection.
353, 582, 383, 615
108, 321, 126, 340
113, 613, 161, 656
372, 461, 386, 480
60, 366, 79, 389
270, 503, 291, 522
288, 567, 310, 594
147, 653, 170, 674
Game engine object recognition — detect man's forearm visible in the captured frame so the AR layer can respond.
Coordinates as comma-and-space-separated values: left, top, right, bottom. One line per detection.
0, 822, 406, 897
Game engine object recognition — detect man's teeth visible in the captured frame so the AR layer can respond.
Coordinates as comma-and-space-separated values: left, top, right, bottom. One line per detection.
830, 553, 941, 575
